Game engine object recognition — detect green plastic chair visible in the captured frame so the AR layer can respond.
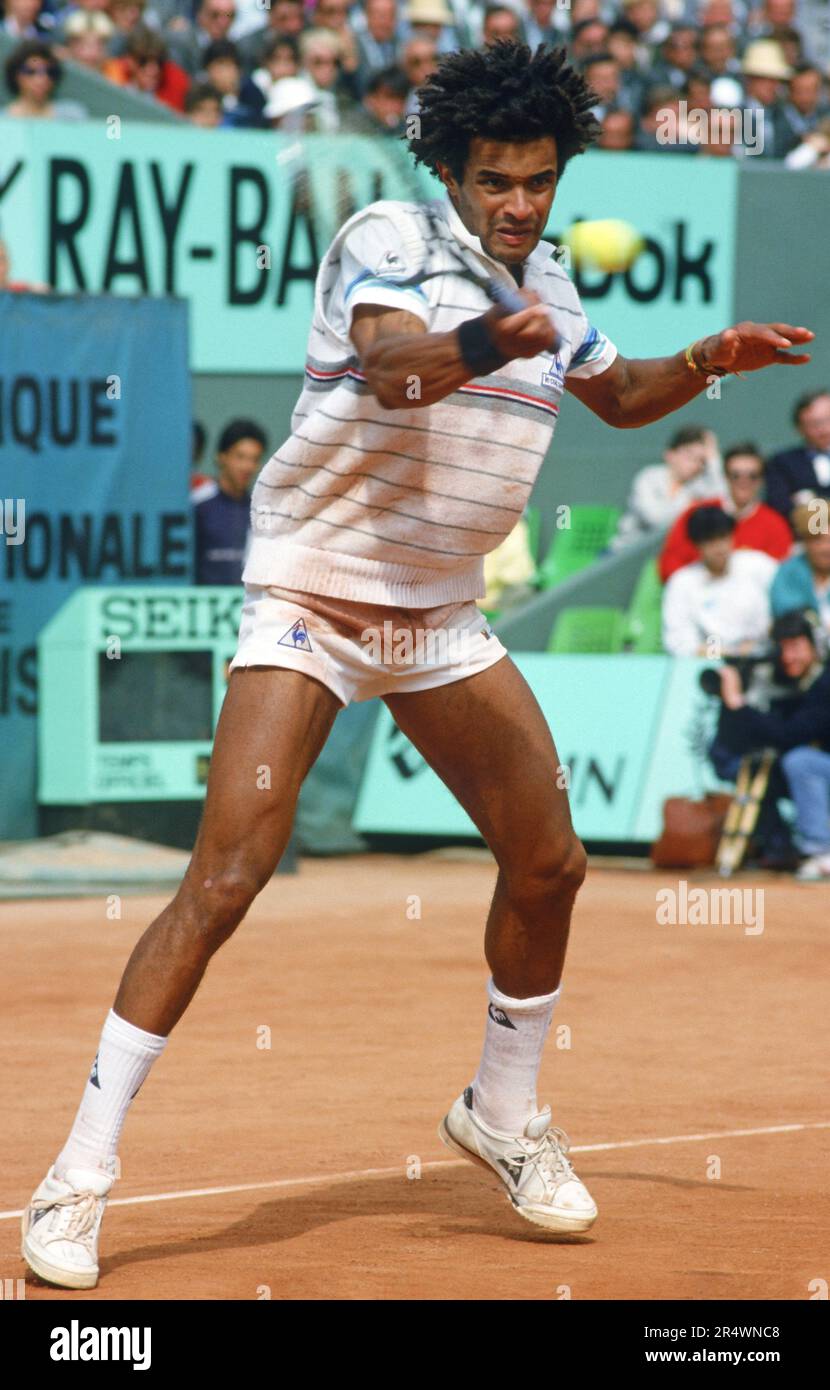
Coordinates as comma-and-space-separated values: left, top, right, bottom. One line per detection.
624, 557, 664, 653
537, 505, 621, 589
547, 606, 628, 654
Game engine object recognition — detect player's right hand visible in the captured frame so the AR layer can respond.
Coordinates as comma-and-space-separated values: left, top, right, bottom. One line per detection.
484, 292, 560, 360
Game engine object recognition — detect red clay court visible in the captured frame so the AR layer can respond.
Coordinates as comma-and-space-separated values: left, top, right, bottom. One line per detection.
3, 855, 827, 1301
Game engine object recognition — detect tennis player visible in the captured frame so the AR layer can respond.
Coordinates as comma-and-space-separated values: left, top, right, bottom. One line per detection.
23, 40, 814, 1288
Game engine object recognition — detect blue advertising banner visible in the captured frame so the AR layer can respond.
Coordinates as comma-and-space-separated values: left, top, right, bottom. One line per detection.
0, 291, 191, 838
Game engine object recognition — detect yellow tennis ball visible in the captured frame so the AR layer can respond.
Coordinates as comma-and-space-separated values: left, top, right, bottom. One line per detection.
563, 219, 645, 273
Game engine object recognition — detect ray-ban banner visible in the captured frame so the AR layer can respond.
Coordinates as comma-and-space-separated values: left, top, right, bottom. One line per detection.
0, 291, 191, 839
0, 119, 738, 373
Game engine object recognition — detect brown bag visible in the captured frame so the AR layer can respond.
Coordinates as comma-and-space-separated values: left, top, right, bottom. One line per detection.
650, 794, 734, 868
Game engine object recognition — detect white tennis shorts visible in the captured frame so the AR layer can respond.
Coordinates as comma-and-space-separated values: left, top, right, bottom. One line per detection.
228, 582, 507, 706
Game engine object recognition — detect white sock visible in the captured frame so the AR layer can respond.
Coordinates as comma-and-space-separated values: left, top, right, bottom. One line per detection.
471, 978, 561, 1136
54, 1009, 168, 1180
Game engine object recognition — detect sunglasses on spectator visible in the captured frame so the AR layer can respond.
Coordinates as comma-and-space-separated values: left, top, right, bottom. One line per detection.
727, 469, 762, 480
20, 62, 58, 77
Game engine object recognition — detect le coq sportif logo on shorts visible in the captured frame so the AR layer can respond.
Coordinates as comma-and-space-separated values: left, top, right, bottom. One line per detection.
277, 618, 313, 652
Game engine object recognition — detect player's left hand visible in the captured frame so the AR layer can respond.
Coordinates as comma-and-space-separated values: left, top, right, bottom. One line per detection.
698, 322, 814, 374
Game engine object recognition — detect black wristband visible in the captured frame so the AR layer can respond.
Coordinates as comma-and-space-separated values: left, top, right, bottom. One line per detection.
456, 315, 508, 376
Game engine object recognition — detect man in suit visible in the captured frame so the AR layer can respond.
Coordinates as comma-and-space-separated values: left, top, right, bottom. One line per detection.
167, 0, 236, 76
235, 0, 305, 75
353, 0, 401, 94
779, 63, 830, 155
766, 389, 830, 523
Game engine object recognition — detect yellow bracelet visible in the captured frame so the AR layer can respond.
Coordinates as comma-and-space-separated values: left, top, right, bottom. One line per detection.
684, 342, 703, 373
685, 342, 728, 378
685, 341, 747, 381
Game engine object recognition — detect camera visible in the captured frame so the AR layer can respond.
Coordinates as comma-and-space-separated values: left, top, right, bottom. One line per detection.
698, 655, 771, 698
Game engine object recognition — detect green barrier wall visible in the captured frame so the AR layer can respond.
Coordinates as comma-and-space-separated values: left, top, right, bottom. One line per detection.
354, 655, 727, 846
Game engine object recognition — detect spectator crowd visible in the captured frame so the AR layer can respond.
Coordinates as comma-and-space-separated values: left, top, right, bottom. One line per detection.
614, 386, 830, 878
2, 0, 830, 164
605, 389, 830, 659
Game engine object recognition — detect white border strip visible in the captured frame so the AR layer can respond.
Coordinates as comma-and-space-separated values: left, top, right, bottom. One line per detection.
2, 1120, 827, 1222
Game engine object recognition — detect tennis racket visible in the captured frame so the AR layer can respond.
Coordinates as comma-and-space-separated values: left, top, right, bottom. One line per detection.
370, 118, 542, 317
273, 107, 553, 327
374, 120, 561, 343
376, 195, 531, 316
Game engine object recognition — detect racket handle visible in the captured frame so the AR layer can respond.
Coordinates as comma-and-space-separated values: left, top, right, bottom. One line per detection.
486, 278, 562, 352
486, 279, 528, 314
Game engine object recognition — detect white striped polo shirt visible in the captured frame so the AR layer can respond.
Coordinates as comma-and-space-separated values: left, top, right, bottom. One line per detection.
243, 195, 617, 606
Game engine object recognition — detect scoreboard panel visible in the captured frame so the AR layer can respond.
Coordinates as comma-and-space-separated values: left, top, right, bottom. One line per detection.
39, 588, 243, 804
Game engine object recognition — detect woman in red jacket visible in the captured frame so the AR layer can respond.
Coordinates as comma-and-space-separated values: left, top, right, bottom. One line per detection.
102, 24, 191, 114
659, 442, 793, 582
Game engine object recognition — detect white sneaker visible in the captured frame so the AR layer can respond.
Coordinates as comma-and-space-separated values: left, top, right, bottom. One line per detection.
796, 852, 830, 881
439, 1087, 598, 1234
22, 1165, 114, 1289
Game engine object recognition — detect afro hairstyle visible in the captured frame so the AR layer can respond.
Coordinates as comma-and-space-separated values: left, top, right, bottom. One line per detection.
407, 40, 601, 183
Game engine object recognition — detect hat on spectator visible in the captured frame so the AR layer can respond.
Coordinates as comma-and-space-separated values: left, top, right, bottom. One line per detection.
263, 74, 319, 120
405, 0, 454, 26
741, 40, 793, 80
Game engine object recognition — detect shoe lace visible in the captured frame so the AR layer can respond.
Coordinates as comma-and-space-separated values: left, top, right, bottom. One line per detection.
31, 1191, 101, 1249
521, 1126, 576, 1193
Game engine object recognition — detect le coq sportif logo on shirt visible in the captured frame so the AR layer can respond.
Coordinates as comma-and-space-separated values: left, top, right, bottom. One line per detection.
542, 352, 565, 391
376, 250, 404, 273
